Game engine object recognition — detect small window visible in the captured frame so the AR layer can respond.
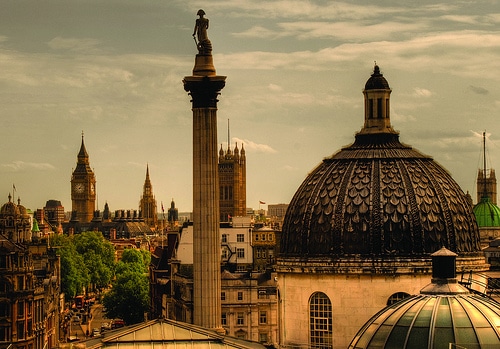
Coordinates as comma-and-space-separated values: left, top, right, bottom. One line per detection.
0, 256, 7, 269
221, 312, 227, 325
261, 234, 266, 241
237, 234, 244, 242
0, 302, 9, 317
17, 301, 24, 318
237, 292, 243, 301
222, 234, 228, 243
237, 248, 245, 258
259, 333, 268, 343
17, 321, 24, 339
259, 311, 267, 324
221, 292, 226, 301
255, 234, 259, 241
387, 292, 411, 306
269, 234, 273, 241
237, 312, 244, 325
0, 325, 10, 341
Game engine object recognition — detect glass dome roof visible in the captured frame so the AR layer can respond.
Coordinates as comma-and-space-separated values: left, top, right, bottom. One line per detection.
349, 248, 500, 349
348, 294, 500, 349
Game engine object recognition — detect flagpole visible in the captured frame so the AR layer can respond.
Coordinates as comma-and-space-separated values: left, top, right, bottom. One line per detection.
161, 201, 165, 248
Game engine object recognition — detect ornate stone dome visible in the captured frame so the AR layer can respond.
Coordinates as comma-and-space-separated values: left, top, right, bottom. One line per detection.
281, 65, 482, 260
0, 194, 20, 216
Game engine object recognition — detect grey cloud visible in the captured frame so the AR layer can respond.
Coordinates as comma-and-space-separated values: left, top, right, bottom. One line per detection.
468, 85, 489, 95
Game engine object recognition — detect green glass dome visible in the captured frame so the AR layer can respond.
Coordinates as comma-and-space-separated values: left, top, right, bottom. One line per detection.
473, 196, 500, 227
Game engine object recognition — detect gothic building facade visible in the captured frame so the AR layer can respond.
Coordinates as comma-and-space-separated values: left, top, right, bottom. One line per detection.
71, 134, 96, 224
219, 143, 246, 222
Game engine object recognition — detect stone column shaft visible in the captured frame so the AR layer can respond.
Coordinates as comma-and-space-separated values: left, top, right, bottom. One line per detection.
184, 73, 226, 330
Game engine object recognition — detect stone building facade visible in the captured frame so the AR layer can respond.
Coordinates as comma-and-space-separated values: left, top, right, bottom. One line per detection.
0, 195, 60, 349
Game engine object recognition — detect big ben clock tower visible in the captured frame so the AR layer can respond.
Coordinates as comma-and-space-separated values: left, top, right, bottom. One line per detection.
71, 133, 96, 223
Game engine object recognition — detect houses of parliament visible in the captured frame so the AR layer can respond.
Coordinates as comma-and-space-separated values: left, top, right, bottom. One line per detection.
60, 132, 246, 237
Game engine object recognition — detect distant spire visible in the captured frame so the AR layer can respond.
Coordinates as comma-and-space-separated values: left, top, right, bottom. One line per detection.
78, 131, 89, 160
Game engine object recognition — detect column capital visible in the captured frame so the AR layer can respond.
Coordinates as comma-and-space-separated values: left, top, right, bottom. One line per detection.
183, 75, 226, 108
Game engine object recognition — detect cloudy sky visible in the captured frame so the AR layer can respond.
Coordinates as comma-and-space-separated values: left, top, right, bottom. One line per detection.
1, 0, 499, 213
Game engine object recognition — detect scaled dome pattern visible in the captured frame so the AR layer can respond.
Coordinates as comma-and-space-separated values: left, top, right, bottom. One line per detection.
281, 66, 481, 258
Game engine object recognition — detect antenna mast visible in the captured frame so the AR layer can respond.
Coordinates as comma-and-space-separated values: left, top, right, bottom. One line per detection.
482, 131, 488, 199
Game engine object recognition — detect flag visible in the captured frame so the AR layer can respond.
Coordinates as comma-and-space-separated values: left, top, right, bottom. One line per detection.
259, 201, 266, 204
161, 202, 164, 212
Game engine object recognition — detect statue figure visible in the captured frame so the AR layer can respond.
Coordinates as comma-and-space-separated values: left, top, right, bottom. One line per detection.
193, 9, 212, 55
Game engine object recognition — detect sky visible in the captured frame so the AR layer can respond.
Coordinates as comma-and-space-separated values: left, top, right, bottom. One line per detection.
0, 0, 499, 214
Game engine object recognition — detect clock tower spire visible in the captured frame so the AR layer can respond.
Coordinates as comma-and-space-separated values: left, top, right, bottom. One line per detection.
71, 132, 96, 223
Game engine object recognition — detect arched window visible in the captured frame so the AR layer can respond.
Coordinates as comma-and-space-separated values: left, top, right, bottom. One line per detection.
309, 292, 333, 348
386, 292, 411, 306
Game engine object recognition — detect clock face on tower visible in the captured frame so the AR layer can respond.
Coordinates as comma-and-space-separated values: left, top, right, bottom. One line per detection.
74, 183, 85, 193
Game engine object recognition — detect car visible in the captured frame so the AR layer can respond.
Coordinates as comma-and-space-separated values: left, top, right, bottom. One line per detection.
100, 322, 111, 333
91, 328, 100, 337
72, 315, 81, 323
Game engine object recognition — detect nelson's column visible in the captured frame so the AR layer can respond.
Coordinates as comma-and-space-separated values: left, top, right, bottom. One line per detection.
183, 9, 226, 331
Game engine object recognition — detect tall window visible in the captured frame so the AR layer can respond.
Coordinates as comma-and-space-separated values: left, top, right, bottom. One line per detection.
17, 321, 24, 339
237, 248, 245, 258
17, 301, 24, 318
237, 292, 243, 301
259, 311, 267, 324
237, 312, 244, 325
221, 312, 227, 325
222, 234, 228, 243
237, 234, 244, 242
309, 292, 333, 349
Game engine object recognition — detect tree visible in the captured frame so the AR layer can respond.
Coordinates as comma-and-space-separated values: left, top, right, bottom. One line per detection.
51, 234, 89, 300
73, 231, 115, 291
116, 248, 149, 275
102, 249, 150, 325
